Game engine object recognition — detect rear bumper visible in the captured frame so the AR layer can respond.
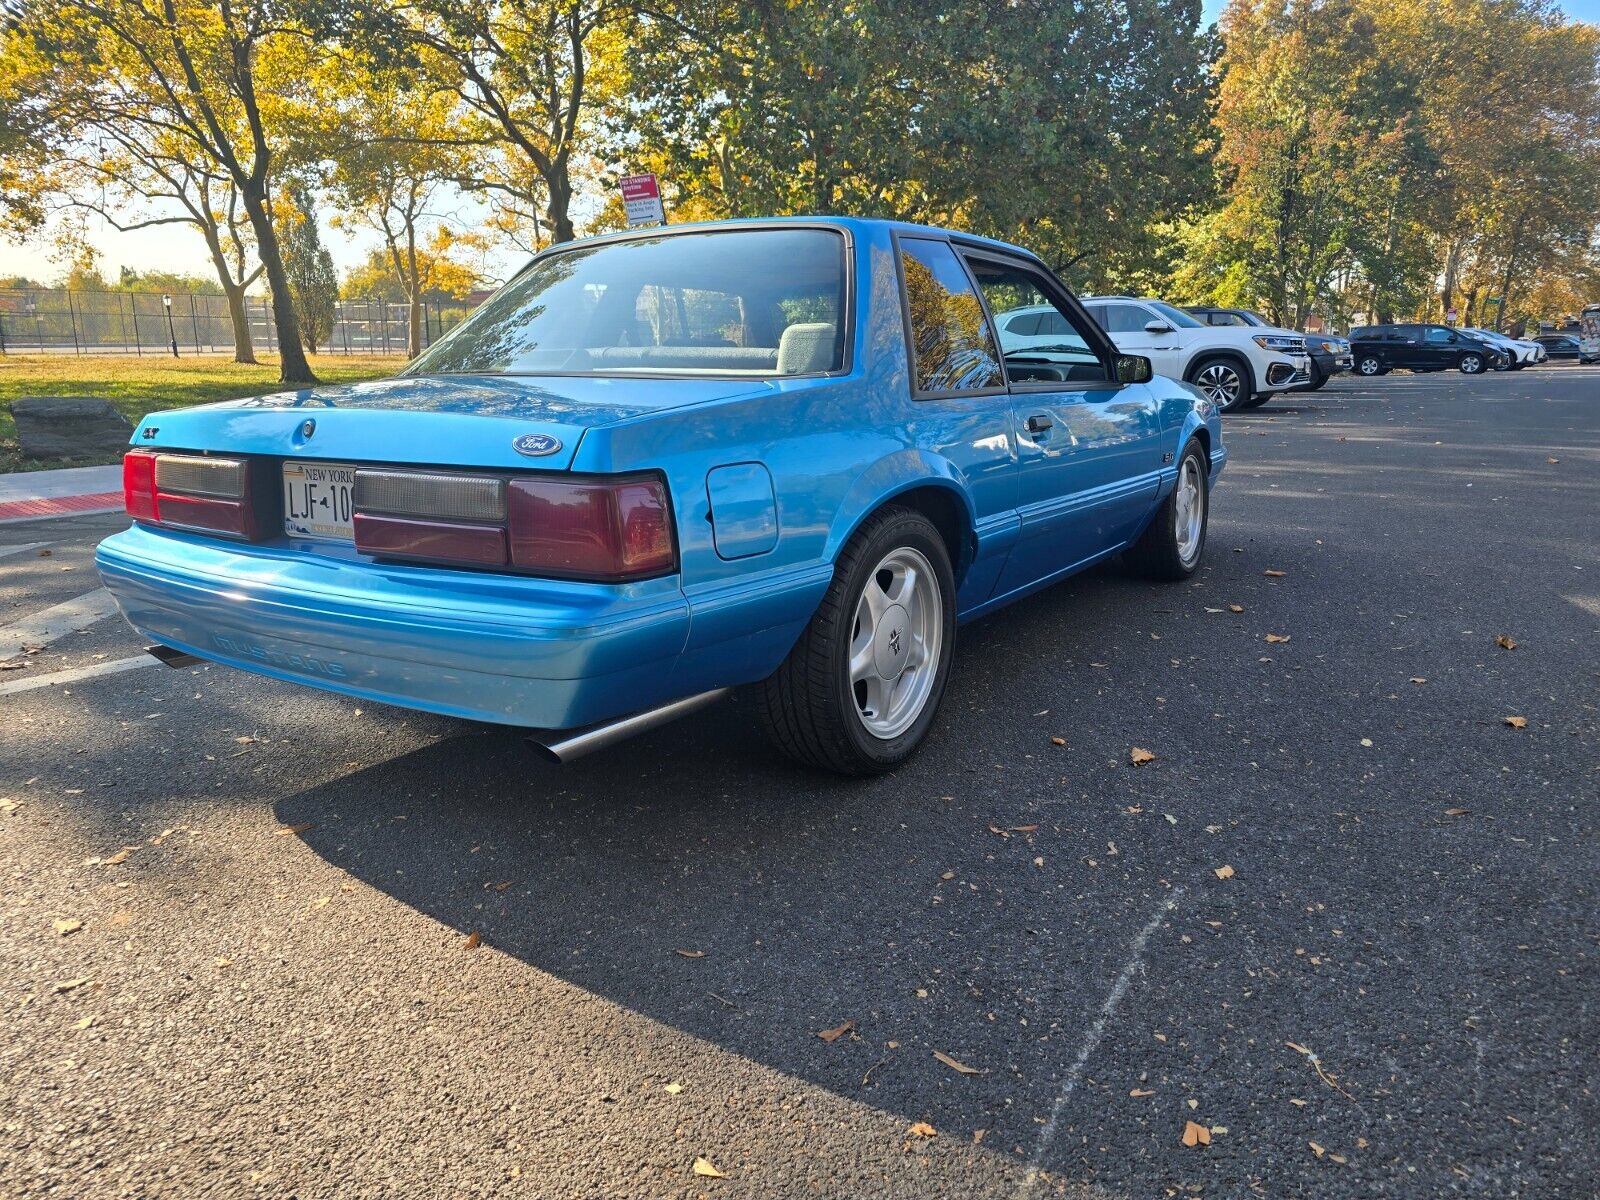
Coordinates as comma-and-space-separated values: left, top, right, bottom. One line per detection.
96, 524, 694, 729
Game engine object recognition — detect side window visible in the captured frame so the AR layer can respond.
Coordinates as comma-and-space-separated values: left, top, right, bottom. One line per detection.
897, 238, 1002, 393
964, 256, 1107, 381
1102, 303, 1154, 334
1005, 312, 1042, 336
1426, 327, 1453, 344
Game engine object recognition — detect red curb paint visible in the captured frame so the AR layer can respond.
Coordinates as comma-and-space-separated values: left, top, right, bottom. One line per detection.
0, 491, 124, 522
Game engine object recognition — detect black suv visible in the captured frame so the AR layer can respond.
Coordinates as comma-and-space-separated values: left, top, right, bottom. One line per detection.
1348, 324, 1508, 376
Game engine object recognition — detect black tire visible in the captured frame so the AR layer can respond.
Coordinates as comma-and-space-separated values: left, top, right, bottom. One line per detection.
1187, 356, 1253, 411
1301, 364, 1329, 391
1459, 352, 1485, 374
1356, 354, 1387, 377
1240, 391, 1272, 409
1126, 439, 1209, 582
755, 506, 956, 775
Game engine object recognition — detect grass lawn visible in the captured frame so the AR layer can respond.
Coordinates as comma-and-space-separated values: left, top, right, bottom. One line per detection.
0, 353, 398, 473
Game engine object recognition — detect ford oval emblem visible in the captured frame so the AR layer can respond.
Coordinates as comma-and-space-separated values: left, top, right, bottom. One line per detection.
513, 432, 562, 457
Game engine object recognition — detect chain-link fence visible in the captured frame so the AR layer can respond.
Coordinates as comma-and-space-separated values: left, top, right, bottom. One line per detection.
0, 288, 469, 356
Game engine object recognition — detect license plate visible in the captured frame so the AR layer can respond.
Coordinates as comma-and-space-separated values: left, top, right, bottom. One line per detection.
283, 461, 356, 541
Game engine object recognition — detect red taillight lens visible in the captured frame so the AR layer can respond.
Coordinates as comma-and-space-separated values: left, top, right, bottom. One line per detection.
124, 450, 159, 521
352, 514, 508, 566
124, 450, 256, 539
507, 476, 676, 581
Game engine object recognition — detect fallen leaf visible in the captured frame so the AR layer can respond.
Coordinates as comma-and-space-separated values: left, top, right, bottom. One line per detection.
1211, 1125, 1229, 1135
933, 1050, 985, 1075
691, 1157, 726, 1179
52, 918, 83, 937
674, 948, 705, 958
1496, 634, 1517, 650
38, 548, 51, 557
1410, 677, 1427, 684
1309, 1140, 1326, 1159
1444, 807, 1470, 817
1010, 824, 1038, 833
972, 1128, 987, 1144
1033, 855, 1045, 867
0, 798, 19, 814
1264, 569, 1286, 577
664, 1082, 683, 1095
1264, 633, 1291, 644
1130, 747, 1155, 766
234, 735, 258, 745
53, 978, 89, 993
1214, 865, 1235, 880
1359, 737, 1373, 747
987, 823, 1009, 837
275, 824, 312, 836
1129, 1088, 1155, 1097
1050, 736, 1066, 746
72, 1015, 97, 1030
214, 957, 232, 968
907, 1121, 937, 1138
102, 848, 136, 865
1329, 1153, 1348, 1164
817, 1020, 853, 1043
1547, 457, 1559, 464
1228, 604, 1245, 613
1182, 1120, 1212, 1148
1503, 715, 1527, 729
1289, 1098, 1308, 1107
0, 661, 25, 672
463, 932, 482, 949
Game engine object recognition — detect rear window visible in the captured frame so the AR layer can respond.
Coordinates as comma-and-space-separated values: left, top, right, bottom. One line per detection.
408, 228, 848, 377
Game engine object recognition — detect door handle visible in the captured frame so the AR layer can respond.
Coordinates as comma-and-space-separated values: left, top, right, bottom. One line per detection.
1025, 414, 1053, 435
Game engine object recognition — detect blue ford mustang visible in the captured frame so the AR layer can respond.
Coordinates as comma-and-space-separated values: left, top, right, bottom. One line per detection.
97, 218, 1224, 774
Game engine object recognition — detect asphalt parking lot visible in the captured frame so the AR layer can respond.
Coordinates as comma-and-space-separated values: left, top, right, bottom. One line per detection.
2, 364, 1596, 1199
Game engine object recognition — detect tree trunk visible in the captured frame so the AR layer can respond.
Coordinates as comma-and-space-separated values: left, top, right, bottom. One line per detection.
223, 282, 256, 364
1439, 239, 1462, 321
545, 173, 575, 244
240, 187, 316, 384
408, 293, 423, 358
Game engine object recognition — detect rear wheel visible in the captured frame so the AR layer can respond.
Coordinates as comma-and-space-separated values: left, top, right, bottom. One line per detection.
756, 507, 955, 775
1126, 440, 1209, 581
1356, 354, 1386, 376
1301, 363, 1329, 391
1459, 352, 1485, 374
1188, 357, 1252, 411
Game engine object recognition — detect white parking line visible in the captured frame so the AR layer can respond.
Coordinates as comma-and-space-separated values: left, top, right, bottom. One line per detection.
0, 654, 160, 697
1, 588, 120, 660
0, 541, 50, 561
1014, 886, 1186, 1197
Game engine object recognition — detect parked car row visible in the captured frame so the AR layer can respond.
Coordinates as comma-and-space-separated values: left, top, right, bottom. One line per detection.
1346, 323, 1548, 376
1532, 332, 1598, 362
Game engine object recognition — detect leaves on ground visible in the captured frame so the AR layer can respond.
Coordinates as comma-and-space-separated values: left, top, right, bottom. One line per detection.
1050, 736, 1066, 746
1129, 1088, 1155, 1097
817, 1020, 853, 1042
1264, 633, 1291, 643
1130, 747, 1155, 766
1444, 807, 1470, 816
664, 1082, 683, 1095
53, 978, 89, 993
1264, 569, 1287, 577
463, 932, 482, 949
692, 1157, 726, 1178
933, 1049, 985, 1075
1214, 865, 1235, 879
1503, 715, 1528, 729
1496, 634, 1517, 650
907, 1121, 937, 1138
275, 824, 313, 836
1409, 677, 1427, 684
0, 798, 19, 814
102, 847, 137, 865
1182, 1120, 1212, 1147
52, 918, 82, 937
674, 948, 705, 958
1228, 604, 1245, 613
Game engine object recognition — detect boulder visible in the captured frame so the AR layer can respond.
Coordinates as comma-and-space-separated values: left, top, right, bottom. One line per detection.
9, 396, 134, 460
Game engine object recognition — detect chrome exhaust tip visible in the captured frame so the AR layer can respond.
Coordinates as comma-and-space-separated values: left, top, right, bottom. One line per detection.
145, 643, 202, 669
525, 688, 731, 764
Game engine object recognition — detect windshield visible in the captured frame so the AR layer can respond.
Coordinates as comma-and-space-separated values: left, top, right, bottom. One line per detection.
407, 228, 848, 378
1148, 300, 1203, 329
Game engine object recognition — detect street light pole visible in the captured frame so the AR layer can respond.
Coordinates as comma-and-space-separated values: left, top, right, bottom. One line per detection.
162, 294, 179, 358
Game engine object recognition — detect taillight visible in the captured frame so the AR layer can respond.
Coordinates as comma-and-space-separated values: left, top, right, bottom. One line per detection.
123, 450, 257, 539
352, 468, 676, 581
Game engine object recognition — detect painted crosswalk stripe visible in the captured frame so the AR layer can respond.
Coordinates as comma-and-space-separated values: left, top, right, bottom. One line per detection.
0, 654, 161, 697
0, 541, 50, 561
1, 588, 120, 661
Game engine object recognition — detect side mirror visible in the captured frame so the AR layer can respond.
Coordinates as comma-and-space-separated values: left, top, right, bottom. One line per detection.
1116, 354, 1153, 384
1143, 320, 1174, 334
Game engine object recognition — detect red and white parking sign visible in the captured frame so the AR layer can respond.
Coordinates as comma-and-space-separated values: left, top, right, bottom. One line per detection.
619, 174, 666, 227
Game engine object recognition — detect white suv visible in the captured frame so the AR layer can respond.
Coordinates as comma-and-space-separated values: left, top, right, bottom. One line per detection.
1462, 327, 1546, 370
1021, 297, 1310, 410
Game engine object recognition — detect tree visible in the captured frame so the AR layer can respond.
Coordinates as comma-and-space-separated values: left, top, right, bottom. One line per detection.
275, 181, 338, 354
5, 0, 323, 382
314, 62, 480, 354
341, 0, 632, 247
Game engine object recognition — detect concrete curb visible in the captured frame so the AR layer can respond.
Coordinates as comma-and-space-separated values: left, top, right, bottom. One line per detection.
0, 464, 124, 523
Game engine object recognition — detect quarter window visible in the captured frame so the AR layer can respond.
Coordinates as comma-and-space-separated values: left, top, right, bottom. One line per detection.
897, 238, 1002, 393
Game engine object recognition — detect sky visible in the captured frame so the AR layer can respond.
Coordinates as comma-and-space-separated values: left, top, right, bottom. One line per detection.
4, 0, 1598, 290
